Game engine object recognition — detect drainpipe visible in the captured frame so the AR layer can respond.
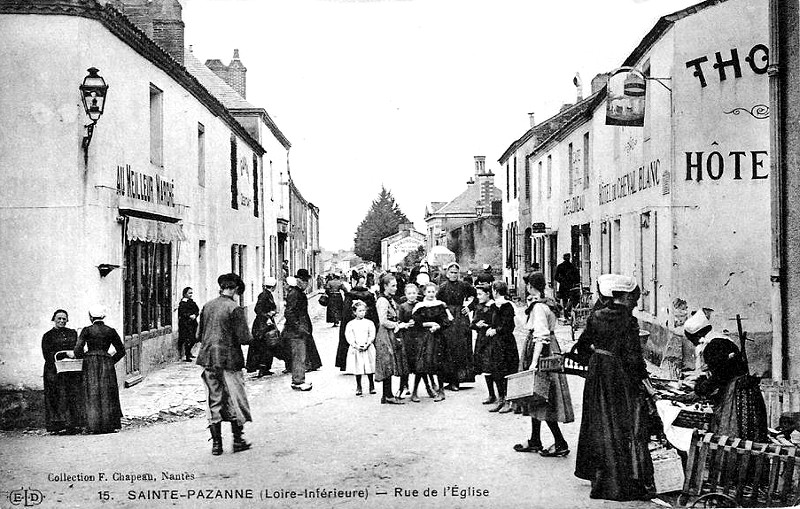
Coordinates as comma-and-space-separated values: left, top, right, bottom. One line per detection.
768, 0, 784, 380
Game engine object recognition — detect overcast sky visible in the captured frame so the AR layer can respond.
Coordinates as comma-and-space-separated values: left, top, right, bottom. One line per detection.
182, 0, 701, 251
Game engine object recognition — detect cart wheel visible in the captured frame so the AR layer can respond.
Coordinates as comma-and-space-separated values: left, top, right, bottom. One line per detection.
690, 493, 739, 508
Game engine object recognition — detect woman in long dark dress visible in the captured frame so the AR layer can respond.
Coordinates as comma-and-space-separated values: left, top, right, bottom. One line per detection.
572, 274, 656, 501
42, 309, 84, 434
695, 338, 768, 441
335, 276, 378, 371
485, 281, 520, 413
411, 283, 451, 401
437, 262, 476, 391
177, 287, 199, 361
471, 285, 497, 405
374, 275, 411, 405
74, 306, 125, 434
325, 275, 345, 326
246, 277, 279, 377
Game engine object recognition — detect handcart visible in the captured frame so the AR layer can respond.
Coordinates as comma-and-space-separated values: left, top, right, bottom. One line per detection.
678, 431, 800, 507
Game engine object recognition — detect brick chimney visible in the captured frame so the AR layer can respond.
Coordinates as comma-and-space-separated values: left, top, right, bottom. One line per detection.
117, 0, 184, 66
227, 49, 247, 98
591, 72, 610, 94
473, 156, 494, 211
204, 50, 247, 99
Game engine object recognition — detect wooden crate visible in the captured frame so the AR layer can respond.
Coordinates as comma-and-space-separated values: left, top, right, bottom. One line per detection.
760, 380, 800, 429
683, 430, 800, 507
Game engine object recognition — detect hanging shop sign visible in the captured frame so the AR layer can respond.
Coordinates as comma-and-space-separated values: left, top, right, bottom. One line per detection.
606, 67, 646, 127
531, 222, 547, 234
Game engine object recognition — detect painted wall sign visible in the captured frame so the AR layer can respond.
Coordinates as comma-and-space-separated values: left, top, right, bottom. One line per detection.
598, 159, 661, 205
606, 67, 646, 127
238, 156, 252, 208
116, 164, 175, 207
685, 44, 769, 88
563, 194, 585, 216
684, 150, 768, 181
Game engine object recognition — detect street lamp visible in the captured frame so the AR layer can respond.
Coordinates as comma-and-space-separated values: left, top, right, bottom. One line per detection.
80, 67, 109, 161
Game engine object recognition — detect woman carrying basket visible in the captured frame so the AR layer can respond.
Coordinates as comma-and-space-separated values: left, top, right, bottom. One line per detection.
513, 273, 573, 456
41, 309, 85, 434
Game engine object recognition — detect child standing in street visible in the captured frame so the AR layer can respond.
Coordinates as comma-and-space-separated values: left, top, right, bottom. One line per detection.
411, 283, 451, 402
345, 300, 376, 395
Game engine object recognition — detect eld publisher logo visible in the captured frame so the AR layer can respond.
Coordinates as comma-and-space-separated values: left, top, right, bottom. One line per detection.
7, 487, 44, 507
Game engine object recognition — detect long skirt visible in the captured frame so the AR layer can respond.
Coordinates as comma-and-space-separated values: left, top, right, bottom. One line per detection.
305, 335, 322, 371
43, 367, 85, 431
414, 330, 441, 375
82, 352, 123, 434
712, 374, 768, 441
202, 368, 252, 424
402, 332, 423, 373
574, 352, 655, 501
374, 327, 409, 382
519, 339, 573, 422
440, 305, 475, 383
326, 292, 344, 323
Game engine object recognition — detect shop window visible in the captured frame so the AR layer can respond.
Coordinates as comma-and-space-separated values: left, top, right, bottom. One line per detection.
124, 240, 172, 336
149, 85, 163, 167
197, 123, 205, 187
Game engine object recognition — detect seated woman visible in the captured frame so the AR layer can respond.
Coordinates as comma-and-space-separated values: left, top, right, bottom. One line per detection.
695, 338, 767, 442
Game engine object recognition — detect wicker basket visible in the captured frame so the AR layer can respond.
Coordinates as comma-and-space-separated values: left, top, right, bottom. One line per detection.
539, 353, 588, 377
54, 350, 83, 373
506, 369, 550, 402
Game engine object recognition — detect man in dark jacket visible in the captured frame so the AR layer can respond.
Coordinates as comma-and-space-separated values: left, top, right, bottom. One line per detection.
283, 269, 314, 391
196, 273, 253, 455
555, 253, 581, 318
475, 264, 495, 285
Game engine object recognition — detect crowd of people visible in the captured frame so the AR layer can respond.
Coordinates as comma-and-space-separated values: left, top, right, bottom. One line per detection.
41, 255, 770, 502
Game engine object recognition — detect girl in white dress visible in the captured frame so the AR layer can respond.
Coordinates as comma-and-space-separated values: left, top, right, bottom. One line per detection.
345, 300, 377, 395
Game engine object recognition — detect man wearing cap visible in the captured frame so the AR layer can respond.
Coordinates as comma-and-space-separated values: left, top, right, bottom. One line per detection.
283, 269, 314, 391
196, 273, 253, 455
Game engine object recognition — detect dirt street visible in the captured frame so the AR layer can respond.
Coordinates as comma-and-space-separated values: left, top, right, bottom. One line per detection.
0, 300, 655, 509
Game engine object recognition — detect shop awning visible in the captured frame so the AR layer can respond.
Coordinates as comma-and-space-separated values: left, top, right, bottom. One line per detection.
126, 216, 186, 244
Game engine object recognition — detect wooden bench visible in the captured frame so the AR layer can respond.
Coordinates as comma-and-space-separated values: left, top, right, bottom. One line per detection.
682, 431, 800, 507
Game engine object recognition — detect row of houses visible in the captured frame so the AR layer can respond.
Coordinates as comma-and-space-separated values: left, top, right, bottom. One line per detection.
0, 0, 320, 408
499, 0, 772, 375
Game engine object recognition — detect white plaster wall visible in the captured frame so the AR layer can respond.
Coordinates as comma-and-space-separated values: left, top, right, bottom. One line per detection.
0, 15, 265, 388
670, 0, 770, 338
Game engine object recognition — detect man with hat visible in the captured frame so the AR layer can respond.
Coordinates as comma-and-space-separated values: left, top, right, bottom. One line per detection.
196, 273, 253, 455
555, 254, 581, 320
283, 268, 315, 391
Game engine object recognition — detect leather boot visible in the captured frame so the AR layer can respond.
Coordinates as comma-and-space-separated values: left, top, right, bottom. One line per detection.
209, 422, 223, 456
231, 421, 251, 453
